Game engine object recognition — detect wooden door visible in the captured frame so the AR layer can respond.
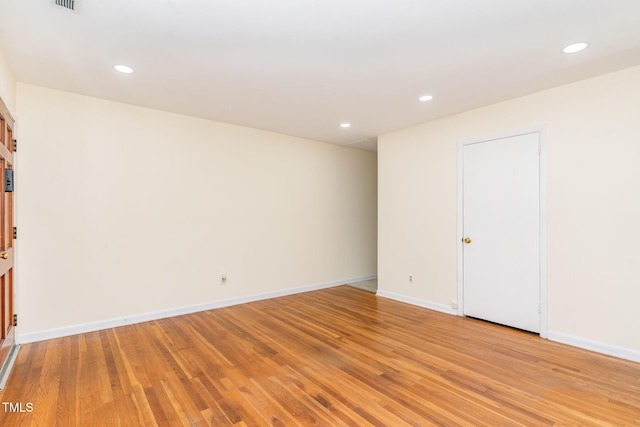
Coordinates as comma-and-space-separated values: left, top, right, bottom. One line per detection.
462, 132, 540, 333
0, 97, 15, 370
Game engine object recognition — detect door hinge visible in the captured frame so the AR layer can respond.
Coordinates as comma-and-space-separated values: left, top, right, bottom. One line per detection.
4, 169, 14, 192
12, 139, 16, 152
13, 227, 16, 239
13, 314, 17, 327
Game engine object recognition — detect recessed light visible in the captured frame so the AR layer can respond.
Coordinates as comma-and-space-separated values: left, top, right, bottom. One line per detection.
563, 42, 588, 54
418, 94, 433, 102
114, 64, 134, 74
340, 123, 351, 128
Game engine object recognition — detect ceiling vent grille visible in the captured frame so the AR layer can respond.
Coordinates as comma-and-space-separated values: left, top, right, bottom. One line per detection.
53, 0, 76, 12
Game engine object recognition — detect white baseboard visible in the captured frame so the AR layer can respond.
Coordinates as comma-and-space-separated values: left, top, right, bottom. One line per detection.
374, 291, 640, 363
18, 275, 377, 344
376, 290, 458, 316
547, 331, 640, 363
346, 274, 377, 283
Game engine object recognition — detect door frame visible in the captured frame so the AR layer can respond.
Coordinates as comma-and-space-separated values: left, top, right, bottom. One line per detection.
0, 96, 16, 375
456, 126, 548, 338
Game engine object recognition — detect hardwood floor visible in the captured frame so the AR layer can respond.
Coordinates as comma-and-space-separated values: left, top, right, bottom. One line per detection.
347, 279, 377, 293
0, 286, 638, 426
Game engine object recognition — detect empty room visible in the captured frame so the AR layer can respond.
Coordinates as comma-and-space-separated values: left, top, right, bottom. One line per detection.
0, 0, 639, 425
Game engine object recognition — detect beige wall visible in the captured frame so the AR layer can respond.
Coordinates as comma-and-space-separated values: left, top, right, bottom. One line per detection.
379, 65, 640, 358
16, 83, 377, 337
0, 47, 16, 115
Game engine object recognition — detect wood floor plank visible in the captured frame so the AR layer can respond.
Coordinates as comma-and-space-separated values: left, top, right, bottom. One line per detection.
1, 285, 639, 426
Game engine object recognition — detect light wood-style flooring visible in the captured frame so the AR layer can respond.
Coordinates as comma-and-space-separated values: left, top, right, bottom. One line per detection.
0, 286, 639, 426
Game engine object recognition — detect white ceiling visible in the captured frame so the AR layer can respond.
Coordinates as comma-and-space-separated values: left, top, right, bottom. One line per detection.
1, 1, 640, 152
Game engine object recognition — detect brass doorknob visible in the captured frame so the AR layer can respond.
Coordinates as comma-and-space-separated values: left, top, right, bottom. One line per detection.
0, 252, 8, 259
463, 237, 472, 244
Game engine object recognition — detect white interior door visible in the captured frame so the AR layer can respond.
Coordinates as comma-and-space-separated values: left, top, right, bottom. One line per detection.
462, 132, 540, 333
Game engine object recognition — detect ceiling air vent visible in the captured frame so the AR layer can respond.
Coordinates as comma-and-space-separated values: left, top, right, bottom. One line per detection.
53, 0, 78, 12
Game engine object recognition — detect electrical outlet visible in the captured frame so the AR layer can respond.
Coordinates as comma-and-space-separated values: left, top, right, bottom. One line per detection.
408, 275, 413, 284
220, 274, 227, 285
451, 301, 458, 310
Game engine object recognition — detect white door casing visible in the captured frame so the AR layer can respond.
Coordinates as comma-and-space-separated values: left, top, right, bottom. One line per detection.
458, 131, 545, 334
